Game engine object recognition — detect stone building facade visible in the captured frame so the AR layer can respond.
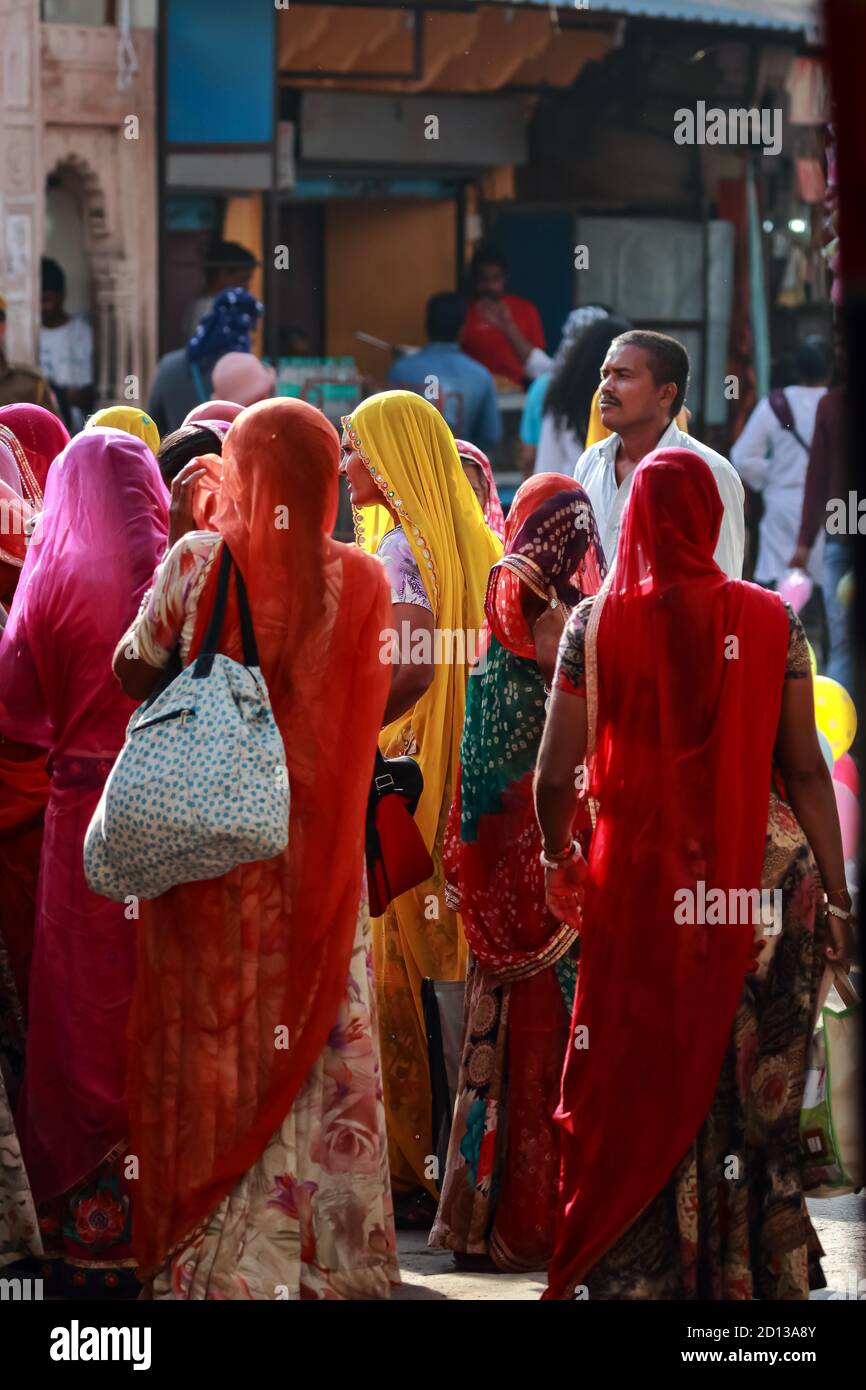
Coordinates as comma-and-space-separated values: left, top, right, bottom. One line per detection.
0, 0, 158, 403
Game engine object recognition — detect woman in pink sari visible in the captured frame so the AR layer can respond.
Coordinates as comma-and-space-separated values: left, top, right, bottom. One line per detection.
0, 405, 69, 499
454, 439, 505, 541
0, 428, 168, 1297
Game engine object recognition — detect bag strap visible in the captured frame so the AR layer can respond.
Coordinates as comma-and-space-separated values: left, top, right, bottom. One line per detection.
768, 388, 810, 453
193, 542, 260, 678
371, 746, 396, 798
814, 962, 860, 1021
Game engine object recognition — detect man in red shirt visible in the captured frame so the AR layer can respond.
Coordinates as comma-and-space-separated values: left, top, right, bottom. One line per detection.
461, 246, 547, 387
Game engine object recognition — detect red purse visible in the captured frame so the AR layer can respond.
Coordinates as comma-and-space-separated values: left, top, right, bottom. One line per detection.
365, 751, 433, 917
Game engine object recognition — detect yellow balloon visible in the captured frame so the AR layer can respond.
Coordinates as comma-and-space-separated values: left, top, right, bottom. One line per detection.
814, 675, 857, 760
837, 570, 855, 608
807, 640, 818, 679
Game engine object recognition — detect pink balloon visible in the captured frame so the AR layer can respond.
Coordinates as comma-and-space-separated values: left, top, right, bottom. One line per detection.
777, 568, 813, 614
833, 780, 859, 861
832, 752, 859, 798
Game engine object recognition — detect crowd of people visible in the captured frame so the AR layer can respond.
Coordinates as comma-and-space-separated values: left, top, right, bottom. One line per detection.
0, 273, 857, 1303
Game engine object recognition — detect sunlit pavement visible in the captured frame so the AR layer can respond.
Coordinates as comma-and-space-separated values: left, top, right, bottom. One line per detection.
391, 1195, 866, 1301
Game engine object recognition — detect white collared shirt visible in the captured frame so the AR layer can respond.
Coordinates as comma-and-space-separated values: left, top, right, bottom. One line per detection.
574, 419, 745, 579
729, 386, 826, 585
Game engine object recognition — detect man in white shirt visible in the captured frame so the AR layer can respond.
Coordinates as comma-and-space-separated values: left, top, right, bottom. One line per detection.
730, 337, 831, 586
575, 330, 745, 579
40, 257, 94, 433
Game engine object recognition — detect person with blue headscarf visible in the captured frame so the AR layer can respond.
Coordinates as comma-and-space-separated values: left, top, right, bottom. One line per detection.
146, 288, 263, 435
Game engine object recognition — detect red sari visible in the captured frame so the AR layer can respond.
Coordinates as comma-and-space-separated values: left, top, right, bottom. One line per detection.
545, 449, 790, 1298
0, 443, 49, 1012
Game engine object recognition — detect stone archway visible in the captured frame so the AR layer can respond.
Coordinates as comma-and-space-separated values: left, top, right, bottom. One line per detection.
43, 149, 136, 406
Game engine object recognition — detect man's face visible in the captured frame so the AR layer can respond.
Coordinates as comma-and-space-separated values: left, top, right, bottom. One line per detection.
215, 266, 253, 294
41, 289, 64, 324
599, 344, 674, 432
474, 262, 506, 301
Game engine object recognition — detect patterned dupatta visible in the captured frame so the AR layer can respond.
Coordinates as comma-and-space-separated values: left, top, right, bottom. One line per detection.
447, 475, 607, 983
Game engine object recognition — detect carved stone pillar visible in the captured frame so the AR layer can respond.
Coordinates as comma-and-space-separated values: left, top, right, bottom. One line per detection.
0, 0, 43, 366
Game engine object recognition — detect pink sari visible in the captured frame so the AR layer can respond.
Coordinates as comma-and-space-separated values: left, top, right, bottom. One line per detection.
0, 429, 168, 1206
455, 439, 506, 541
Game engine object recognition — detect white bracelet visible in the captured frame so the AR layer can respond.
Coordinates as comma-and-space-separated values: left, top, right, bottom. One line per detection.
540, 840, 579, 871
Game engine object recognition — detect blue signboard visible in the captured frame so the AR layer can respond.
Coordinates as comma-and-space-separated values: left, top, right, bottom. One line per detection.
167, 0, 275, 145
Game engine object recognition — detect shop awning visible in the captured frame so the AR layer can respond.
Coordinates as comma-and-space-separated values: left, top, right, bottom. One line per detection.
485, 0, 818, 35
279, 5, 614, 91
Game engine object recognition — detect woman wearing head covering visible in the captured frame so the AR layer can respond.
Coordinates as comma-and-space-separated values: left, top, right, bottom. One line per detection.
0, 440, 45, 1277
0, 429, 168, 1297
183, 399, 244, 427
0, 415, 68, 1015
454, 438, 505, 542
114, 398, 397, 1300
210, 352, 275, 409
86, 406, 160, 456
0, 459, 43, 1005
156, 420, 229, 485
430, 476, 606, 1271
147, 288, 263, 436
0, 405, 69, 501
536, 448, 852, 1300
340, 390, 502, 1224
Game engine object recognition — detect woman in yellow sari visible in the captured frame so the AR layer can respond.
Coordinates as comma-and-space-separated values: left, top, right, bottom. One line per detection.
340, 391, 502, 1224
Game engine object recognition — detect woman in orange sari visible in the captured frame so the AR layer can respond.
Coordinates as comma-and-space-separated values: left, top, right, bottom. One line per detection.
115, 398, 398, 1299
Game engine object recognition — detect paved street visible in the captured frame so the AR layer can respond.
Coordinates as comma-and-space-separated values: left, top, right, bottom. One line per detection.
392, 1195, 866, 1300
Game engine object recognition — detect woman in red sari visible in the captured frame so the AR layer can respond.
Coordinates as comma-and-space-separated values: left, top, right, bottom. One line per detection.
0, 428, 168, 1297
430, 475, 606, 1271
115, 398, 398, 1299
0, 410, 68, 1007
536, 448, 853, 1299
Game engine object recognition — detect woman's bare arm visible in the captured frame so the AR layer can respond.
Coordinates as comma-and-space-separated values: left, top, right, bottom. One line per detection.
534, 684, 587, 854
381, 603, 436, 726
112, 630, 164, 702
774, 675, 854, 969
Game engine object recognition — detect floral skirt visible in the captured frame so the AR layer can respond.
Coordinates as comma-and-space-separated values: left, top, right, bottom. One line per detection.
34, 1151, 137, 1299
584, 792, 826, 1300
153, 901, 400, 1300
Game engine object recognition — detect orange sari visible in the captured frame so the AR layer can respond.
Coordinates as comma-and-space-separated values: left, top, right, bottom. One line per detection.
126, 399, 393, 1278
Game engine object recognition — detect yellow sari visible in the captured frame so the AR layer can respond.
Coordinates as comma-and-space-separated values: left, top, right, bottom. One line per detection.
344, 391, 502, 1194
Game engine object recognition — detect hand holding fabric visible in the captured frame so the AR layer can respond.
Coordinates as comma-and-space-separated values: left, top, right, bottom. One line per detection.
544, 845, 587, 927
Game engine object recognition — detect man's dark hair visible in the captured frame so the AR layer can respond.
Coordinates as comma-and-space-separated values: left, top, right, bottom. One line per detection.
796, 335, 832, 386
426, 292, 466, 343
545, 314, 631, 440
612, 329, 690, 419
41, 257, 66, 295
469, 244, 508, 282
206, 240, 258, 270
